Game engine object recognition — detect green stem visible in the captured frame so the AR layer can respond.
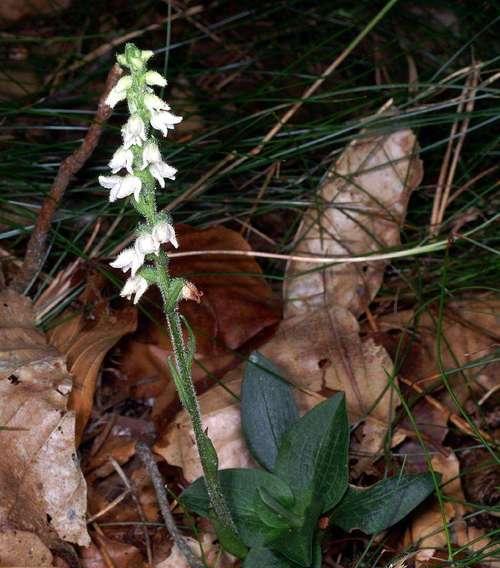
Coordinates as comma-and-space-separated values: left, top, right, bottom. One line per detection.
154, 252, 245, 557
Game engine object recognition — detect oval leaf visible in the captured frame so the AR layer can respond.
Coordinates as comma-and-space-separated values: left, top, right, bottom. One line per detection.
242, 352, 299, 470
332, 473, 436, 534
273, 393, 349, 513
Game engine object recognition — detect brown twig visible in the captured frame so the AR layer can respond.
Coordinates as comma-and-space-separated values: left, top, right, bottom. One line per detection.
110, 457, 153, 566
13, 64, 122, 293
136, 442, 205, 568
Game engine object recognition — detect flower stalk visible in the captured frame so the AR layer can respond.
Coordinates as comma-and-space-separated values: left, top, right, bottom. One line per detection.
101, 43, 244, 555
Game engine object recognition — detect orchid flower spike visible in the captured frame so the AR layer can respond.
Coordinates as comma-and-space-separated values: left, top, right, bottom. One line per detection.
102, 43, 184, 305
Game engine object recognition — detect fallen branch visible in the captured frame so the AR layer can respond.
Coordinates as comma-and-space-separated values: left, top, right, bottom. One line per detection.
136, 442, 205, 568
13, 64, 122, 293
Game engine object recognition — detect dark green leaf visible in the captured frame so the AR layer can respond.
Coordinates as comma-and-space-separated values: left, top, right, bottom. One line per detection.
256, 487, 304, 529
273, 393, 349, 512
332, 473, 436, 534
181, 468, 295, 547
243, 547, 298, 568
242, 352, 299, 470
268, 494, 322, 567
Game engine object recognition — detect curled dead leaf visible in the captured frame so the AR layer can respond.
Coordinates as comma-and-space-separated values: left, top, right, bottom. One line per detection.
48, 272, 137, 443
0, 289, 89, 547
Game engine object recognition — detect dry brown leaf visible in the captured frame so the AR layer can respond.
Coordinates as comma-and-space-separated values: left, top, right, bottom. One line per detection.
284, 126, 423, 319
48, 273, 137, 443
156, 531, 236, 568
0, 288, 89, 547
156, 369, 324, 480
119, 224, 280, 423
375, 295, 500, 400
80, 533, 144, 568
404, 451, 466, 565
0, 530, 53, 567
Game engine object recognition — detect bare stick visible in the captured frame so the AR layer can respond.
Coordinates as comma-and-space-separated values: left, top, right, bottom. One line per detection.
110, 457, 153, 566
13, 64, 123, 293
136, 442, 205, 568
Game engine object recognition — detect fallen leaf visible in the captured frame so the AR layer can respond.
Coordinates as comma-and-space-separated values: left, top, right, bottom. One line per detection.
404, 450, 467, 565
156, 531, 236, 568
119, 224, 281, 423
80, 533, 145, 568
155, 368, 324, 480
0, 530, 53, 567
283, 125, 423, 319
0, 288, 89, 547
48, 272, 137, 443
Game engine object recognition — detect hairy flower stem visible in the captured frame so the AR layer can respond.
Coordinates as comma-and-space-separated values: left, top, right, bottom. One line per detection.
102, 44, 244, 556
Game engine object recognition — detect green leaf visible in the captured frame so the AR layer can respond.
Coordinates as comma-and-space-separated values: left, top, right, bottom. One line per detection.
256, 487, 304, 529
332, 473, 436, 534
268, 494, 322, 567
242, 352, 299, 470
273, 393, 349, 513
243, 547, 299, 568
181, 468, 295, 548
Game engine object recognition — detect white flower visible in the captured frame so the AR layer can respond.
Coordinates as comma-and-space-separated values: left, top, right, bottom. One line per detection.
99, 174, 142, 202
109, 146, 134, 174
120, 275, 149, 304
140, 141, 177, 187
135, 233, 159, 256
110, 247, 144, 276
105, 75, 132, 108
150, 109, 183, 137
152, 221, 178, 248
122, 114, 147, 148
144, 93, 170, 112
145, 70, 167, 87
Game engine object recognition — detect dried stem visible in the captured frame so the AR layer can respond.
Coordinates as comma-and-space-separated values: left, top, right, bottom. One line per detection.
13, 64, 122, 293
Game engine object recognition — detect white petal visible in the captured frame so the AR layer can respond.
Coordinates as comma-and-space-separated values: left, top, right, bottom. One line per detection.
105, 76, 132, 108
152, 221, 178, 248
110, 248, 136, 271
98, 175, 121, 189
145, 70, 167, 87
133, 276, 149, 303
120, 275, 149, 304
144, 93, 170, 112
141, 141, 162, 169
140, 50, 154, 63
109, 146, 134, 174
122, 115, 147, 148
115, 175, 142, 200
150, 109, 183, 136
135, 234, 158, 255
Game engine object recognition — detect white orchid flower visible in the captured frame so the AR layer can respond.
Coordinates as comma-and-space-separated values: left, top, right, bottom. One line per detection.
122, 114, 147, 148
150, 109, 183, 137
109, 146, 134, 174
141, 141, 177, 187
145, 70, 167, 87
110, 247, 144, 276
105, 75, 132, 108
152, 221, 178, 248
120, 275, 149, 304
135, 233, 159, 256
144, 93, 170, 112
99, 174, 142, 202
